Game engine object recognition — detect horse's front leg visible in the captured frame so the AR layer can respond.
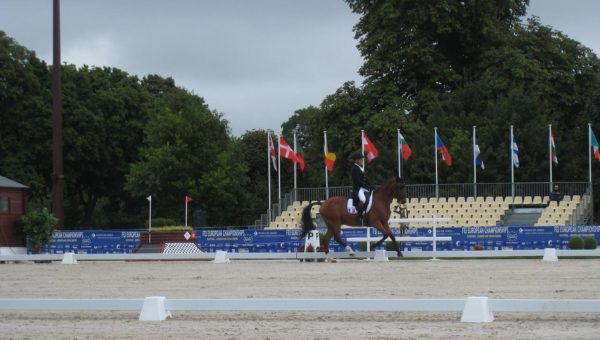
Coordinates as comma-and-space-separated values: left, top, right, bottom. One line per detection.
389, 233, 402, 257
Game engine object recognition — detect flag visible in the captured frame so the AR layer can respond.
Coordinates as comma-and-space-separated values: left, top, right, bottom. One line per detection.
512, 136, 520, 168
279, 136, 298, 161
592, 128, 600, 161
324, 140, 336, 172
550, 129, 558, 165
362, 132, 379, 162
296, 143, 305, 171
398, 132, 412, 160
474, 144, 485, 169
268, 135, 277, 171
185, 195, 192, 203
435, 132, 452, 166
146, 195, 151, 202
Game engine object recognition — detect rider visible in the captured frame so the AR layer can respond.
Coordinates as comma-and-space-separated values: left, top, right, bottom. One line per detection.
351, 152, 372, 225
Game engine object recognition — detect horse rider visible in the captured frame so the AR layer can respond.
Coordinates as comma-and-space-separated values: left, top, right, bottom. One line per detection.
351, 152, 372, 225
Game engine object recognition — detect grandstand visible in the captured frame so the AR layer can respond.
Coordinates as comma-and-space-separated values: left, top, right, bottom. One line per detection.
263, 182, 593, 229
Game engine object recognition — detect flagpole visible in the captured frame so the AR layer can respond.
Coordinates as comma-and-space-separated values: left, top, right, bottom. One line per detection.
361, 130, 365, 171
434, 127, 439, 198
293, 130, 298, 201
185, 197, 188, 227
511, 125, 515, 198
589, 123, 593, 223
549, 124, 553, 192
147, 195, 152, 244
324, 130, 329, 200
473, 126, 477, 198
278, 132, 281, 215
397, 129, 402, 178
267, 131, 272, 222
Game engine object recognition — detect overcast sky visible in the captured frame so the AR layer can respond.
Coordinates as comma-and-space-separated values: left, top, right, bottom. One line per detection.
1, 0, 599, 136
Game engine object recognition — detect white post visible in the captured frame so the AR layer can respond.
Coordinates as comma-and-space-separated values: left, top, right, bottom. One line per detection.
184, 198, 188, 227
549, 124, 553, 192
324, 131, 329, 200
432, 216, 438, 260
434, 127, 439, 198
397, 129, 402, 178
510, 125, 515, 198
473, 126, 477, 198
267, 131, 272, 222
589, 123, 594, 223
293, 130, 297, 196
278, 133, 281, 209
147, 195, 152, 244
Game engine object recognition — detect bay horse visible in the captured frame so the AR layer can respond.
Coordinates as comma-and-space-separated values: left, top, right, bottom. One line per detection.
300, 177, 407, 262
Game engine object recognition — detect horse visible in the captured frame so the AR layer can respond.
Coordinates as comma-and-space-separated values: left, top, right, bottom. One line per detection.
300, 176, 407, 262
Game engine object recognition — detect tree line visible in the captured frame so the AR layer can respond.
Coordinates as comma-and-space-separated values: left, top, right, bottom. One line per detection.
1, 0, 600, 227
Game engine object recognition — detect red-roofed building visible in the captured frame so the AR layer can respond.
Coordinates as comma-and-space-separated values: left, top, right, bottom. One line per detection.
0, 175, 27, 247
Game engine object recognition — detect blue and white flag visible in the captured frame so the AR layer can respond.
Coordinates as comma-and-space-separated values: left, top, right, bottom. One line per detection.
474, 144, 485, 170
512, 136, 519, 168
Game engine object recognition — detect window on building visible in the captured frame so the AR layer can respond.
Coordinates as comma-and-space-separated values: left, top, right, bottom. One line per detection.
0, 197, 9, 213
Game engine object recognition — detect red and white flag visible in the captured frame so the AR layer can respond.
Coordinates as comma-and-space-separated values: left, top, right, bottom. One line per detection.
362, 132, 379, 162
279, 136, 298, 162
185, 195, 193, 203
268, 134, 277, 171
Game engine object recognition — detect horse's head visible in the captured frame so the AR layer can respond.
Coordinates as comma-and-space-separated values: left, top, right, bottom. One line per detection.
395, 177, 407, 204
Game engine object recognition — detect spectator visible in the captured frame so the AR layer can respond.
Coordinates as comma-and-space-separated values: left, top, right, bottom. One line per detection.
549, 184, 564, 203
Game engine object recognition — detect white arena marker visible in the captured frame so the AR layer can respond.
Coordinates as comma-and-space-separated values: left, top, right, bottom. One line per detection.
139, 296, 171, 321
374, 249, 388, 262
461, 296, 494, 323
214, 250, 230, 263
61, 252, 77, 265
543, 248, 558, 262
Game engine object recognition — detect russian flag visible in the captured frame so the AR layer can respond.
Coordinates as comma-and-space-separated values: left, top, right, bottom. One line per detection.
436, 132, 452, 166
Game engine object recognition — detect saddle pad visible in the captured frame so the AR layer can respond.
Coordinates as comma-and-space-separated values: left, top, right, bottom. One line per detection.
347, 194, 373, 214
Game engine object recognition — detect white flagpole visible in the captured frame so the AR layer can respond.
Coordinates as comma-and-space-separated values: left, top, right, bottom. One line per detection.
397, 129, 402, 178
473, 126, 477, 198
589, 123, 593, 223
361, 130, 365, 171
549, 124, 553, 192
324, 130, 329, 200
278, 132, 281, 208
434, 127, 439, 198
147, 195, 152, 244
293, 130, 297, 197
267, 131, 272, 223
185, 197, 188, 227
511, 125, 515, 198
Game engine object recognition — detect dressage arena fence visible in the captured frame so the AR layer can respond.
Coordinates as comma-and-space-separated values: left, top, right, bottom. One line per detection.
1, 296, 600, 323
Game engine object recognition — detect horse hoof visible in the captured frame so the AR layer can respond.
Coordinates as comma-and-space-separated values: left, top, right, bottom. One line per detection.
345, 245, 356, 256
324, 257, 337, 263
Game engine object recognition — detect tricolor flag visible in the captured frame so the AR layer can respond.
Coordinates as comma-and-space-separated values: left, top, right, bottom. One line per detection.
398, 132, 412, 160
435, 132, 452, 166
268, 134, 277, 171
279, 136, 298, 162
592, 128, 600, 161
512, 136, 520, 168
324, 138, 336, 172
362, 132, 379, 162
550, 129, 558, 165
296, 143, 305, 171
474, 144, 484, 169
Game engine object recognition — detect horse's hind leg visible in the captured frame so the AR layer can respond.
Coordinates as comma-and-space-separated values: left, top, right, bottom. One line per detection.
331, 226, 355, 257
373, 235, 388, 249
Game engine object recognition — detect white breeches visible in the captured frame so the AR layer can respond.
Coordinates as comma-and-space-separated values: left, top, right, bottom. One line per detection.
358, 188, 368, 203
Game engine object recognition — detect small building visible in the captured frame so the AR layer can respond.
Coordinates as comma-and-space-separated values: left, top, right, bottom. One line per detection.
0, 175, 28, 247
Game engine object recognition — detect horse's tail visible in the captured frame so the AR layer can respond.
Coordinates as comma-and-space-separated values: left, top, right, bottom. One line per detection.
300, 201, 322, 239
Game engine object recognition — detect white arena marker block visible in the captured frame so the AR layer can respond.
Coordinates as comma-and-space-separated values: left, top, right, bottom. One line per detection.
139, 296, 171, 321
543, 248, 558, 262
374, 249, 388, 262
461, 296, 494, 323
61, 252, 77, 265
214, 250, 230, 263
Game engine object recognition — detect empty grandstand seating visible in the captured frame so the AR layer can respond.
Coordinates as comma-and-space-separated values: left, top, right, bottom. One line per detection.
266, 195, 585, 229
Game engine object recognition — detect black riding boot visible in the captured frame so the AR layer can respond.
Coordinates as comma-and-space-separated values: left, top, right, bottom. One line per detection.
356, 205, 364, 226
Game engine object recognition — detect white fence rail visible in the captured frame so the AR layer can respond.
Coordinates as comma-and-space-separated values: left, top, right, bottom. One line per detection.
1, 297, 599, 323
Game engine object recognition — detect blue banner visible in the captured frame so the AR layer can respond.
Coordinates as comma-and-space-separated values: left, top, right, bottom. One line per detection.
38, 226, 600, 254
